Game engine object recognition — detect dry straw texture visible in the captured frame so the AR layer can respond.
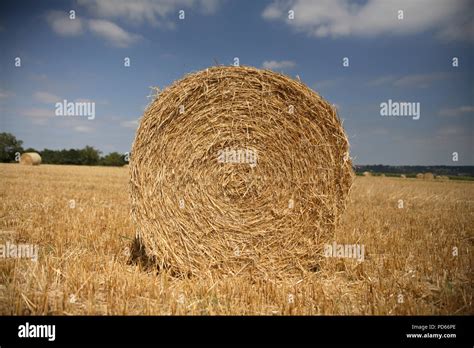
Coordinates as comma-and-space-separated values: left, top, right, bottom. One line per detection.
130, 65, 354, 278
2, 164, 472, 315
20, 152, 41, 165
423, 173, 434, 180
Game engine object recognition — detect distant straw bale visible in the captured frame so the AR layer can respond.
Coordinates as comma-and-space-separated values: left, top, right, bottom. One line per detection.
423, 173, 434, 180
20, 152, 41, 166
437, 175, 449, 181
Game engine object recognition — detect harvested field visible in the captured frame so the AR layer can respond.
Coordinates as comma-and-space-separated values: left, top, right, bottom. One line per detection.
0, 164, 472, 315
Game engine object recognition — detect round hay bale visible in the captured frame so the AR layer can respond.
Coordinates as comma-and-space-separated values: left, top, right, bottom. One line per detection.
416, 173, 424, 179
380, 173, 386, 177
129, 65, 354, 278
400, 174, 406, 179
437, 175, 449, 181
423, 172, 434, 180
20, 152, 41, 165
363, 171, 372, 177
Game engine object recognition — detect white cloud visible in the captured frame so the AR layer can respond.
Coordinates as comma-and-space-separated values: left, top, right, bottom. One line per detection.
78, 0, 221, 26
88, 19, 142, 47
46, 10, 142, 47
74, 125, 95, 133
0, 90, 14, 99
22, 108, 55, 124
46, 10, 84, 36
371, 128, 389, 136
367, 75, 397, 87
436, 125, 467, 137
262, 0, 474, 42
393, 72, 451, 88
313, 77, 344, 90
22, 108, 54, 119
262, 60, 296, 70
437, 13, 474, 42
120, 119, 139, 128
30, 74, 48, 82
439, 105, 474, 117
200, 0, 221, 15
47, 1, 222, 46
34, 92, 60, 104
262, 4, 283, 20
74, 98, 94, 103
368, 72, 451, 88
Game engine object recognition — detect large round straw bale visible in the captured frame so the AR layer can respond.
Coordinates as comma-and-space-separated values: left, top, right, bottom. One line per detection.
129, 66, 354, 277
423, 172, 434, 180
363, 171, 372, 177
20, 152, 41, 165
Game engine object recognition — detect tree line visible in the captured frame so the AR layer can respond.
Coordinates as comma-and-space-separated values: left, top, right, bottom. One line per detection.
0, 132, 128, 166
2, 132, 472, 175
355, 164, 474, 177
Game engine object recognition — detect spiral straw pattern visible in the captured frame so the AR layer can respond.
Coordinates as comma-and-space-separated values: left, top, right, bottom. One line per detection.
130, 66, 353, 278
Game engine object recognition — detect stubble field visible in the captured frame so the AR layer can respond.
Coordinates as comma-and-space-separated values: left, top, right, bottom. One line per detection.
0, 163, 472, 315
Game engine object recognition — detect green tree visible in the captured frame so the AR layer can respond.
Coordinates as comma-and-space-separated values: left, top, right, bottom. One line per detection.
79, 146, 101, 165
40, 146, 100, 165
41, 149, 60, 164
100, 152, 127, 166
0, 133, 23, 162
62, 149, 81, 164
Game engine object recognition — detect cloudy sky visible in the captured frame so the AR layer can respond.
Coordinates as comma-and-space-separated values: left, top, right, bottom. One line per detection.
0, 0, 473, 165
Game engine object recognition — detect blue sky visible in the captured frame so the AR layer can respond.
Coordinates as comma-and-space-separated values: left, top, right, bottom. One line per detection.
0, 0, 473, 165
